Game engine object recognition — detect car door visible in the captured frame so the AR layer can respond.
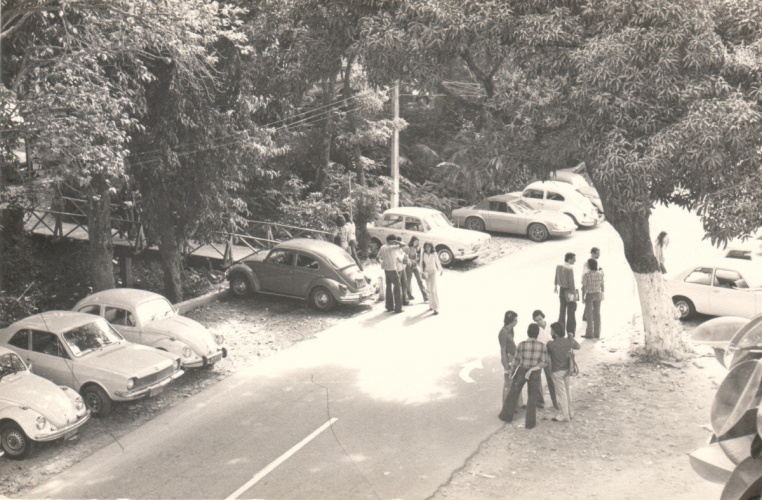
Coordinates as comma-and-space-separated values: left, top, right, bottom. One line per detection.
522, 189, 546, 210
543, 189, 567, 214
259, 249, 297, 295
401, 216, 427, 244
488, 200, 519, 234
679, 267, 714, 314
26, 329, 77, 388
103, 306, 141, 344
710, 268, 758, 317
375, 214, 404, 242
292, 253, 322, 298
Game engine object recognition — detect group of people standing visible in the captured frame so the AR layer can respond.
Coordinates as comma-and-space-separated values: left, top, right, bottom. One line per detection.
555, 247, 605, 340
377, 235, 442, 315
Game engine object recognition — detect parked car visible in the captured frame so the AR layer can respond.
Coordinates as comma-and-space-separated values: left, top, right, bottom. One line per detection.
74, 289, 227, 369
723, 230, 762, 261
451, 194, 576, 242
0, 312, 184, 416
689, 314, 762, 499
226, 238, 376, 311
511, 180, 601, 228
0, 346, 90, 459
549, 169, 604, 214
367, 207, 491, 266
668, 259, 762, 319
690, 315, 750, 366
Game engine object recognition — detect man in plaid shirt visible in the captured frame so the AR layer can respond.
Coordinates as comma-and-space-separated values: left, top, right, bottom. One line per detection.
499, 323, 547, 429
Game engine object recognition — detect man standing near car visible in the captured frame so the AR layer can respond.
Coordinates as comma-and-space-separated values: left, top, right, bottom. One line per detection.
554, 252, 578, 335
378, 235, 404, 313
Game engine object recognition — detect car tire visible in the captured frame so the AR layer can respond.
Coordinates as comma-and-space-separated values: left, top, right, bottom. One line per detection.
0, 423, 33, 460
309, 286, 337, 311
564, 213, 580, 227
672, 296, 696, 320
465, 217, 485, 232
369, 238, 382, 257
436, 246, 454, 267
81, 384, 113, 417
229, 273, 252, 297
527, 223, 549, 243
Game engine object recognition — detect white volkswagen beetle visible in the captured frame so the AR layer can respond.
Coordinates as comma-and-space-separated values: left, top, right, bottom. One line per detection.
74, 289, 227, 368
0, 346, 90, 459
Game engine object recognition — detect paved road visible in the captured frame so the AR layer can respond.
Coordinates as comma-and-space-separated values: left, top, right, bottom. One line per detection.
26, 214, 703, 500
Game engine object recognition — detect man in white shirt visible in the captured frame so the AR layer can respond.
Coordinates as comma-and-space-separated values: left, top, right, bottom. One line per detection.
532, 309, 558, 410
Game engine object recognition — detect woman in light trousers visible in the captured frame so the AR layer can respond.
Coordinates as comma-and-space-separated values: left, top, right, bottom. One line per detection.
420, 242, 443, 314
547, 322, 580, 422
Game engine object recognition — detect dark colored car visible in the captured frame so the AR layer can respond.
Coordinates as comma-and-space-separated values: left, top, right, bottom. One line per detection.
225, 238, 376, 311
689, 314, 762, 499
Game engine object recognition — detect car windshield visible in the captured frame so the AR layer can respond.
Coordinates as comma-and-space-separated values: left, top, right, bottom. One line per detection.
324, 248, 357, 269
509, 200, 536, 214
424, 212, 453, 229
62, 319, 124, 357
136, 297, 175, 323
0, 352, 27, 380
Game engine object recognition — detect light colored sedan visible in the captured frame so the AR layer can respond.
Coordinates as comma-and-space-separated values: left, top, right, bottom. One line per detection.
0, 312, 184, 416
550, 169, 604, 215
0, 346, 90, 459
451, 194, 576, 242
512, 180, 601, 228
367, 207, 491, 266
74, 289, 227, 369
668, 259, 762, 319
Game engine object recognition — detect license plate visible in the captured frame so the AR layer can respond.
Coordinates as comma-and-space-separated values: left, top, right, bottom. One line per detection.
209, 352, 222, 364
149, 386, 164, 397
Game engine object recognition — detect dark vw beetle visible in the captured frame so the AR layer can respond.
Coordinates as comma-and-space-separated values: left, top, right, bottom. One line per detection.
690, 314, 762, 499
225, 239, 376, 311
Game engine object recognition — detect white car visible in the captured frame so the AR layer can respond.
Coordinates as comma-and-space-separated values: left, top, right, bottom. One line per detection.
367, 207, 491, 266
512, 180, 601, 228
549, 169, 604, 215
74, 289, 227, 369
668, 259, 762, 319
0, 346, 90, 459
0, 312, 184, 416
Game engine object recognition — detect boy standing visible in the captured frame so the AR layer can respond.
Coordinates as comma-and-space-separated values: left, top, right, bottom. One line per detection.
499, 324, 547, 429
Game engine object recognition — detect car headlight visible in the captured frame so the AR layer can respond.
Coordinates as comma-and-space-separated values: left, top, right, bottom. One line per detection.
338, 284, 348, 296
75, 396, 85, 411
214, 333, 225, 345
126, 378, 136, 390
36, 415, 46, 430
182, 346, 193, 358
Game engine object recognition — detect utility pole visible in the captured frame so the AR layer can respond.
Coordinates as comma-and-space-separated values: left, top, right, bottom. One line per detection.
391, 82, 400, 208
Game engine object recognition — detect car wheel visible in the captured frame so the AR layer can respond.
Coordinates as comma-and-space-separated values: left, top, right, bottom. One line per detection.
672, 296, 695, 320
564, 213, 580, 227
229, 273, 252, 297
0, 423, 33, 460
309, 286, 337, 311
527, 223, 549, 243
81, 384, 113, 417
465, 217, 485, 232
368, 238, 382, 257
437, 246, 454, 267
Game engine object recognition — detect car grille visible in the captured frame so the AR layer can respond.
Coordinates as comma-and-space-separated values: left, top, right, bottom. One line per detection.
134, 366, 175, 391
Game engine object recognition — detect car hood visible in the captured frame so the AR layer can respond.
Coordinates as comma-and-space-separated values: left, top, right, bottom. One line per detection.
0, 371, 79, 427
533, 210, 577, 226
81, 343, 176, 378
146, 316, 218, 355
429, 226, 490, 244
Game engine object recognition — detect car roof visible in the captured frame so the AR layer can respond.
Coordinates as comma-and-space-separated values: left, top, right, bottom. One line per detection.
78, 288, 165, 307
381, 207, 443, 217
484, 194, 522, 203
524, 180, 580, 193
4, 311, 101, 334
274, 238, 347, 253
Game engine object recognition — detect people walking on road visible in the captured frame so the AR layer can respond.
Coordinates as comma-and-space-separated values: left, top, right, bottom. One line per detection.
498, 310, 522, 407
582, 258, 605, 339
421, 242, 443, 315
378, 235, 404, 313
582, 247, 601, 321
546, 322, 580, 422
554, 252, 578, 335
532, 309, 558, 410
403, 236, 428, 302
342, 211, 363, 271
654, 231, 669, 274
499, 323, 547, 429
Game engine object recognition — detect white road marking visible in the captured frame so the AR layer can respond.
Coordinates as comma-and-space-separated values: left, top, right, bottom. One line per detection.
225, 417, 339, 500
459, 359, 483, 383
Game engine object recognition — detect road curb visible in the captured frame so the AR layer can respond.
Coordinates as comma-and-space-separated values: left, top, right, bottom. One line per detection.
176, 287, 230, 315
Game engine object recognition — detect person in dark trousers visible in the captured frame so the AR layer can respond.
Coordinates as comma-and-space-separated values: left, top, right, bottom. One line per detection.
499, 323, 547, 429
532, 309, 558, 410
377, 235, 404, 313
498, 310, 522, 407
394, 237, 411, 306
554, 252, 578, 335
403, 236, 428, 302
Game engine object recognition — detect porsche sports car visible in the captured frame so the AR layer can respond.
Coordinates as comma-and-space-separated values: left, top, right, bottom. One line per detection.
451, 194, 576, 242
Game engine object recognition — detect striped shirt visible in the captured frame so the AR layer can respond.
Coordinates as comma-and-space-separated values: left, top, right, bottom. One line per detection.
582, 270, 605, 294
514, 338, 547, 370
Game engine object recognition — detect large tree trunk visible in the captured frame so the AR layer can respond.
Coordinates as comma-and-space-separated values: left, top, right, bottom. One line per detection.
86, 179, 116, 292
155, 197, 183, 303
605, 208, 687, 360
315, 77, 335, 192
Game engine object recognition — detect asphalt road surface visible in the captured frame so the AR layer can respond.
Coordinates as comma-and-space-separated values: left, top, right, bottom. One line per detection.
26, 209, 717, 500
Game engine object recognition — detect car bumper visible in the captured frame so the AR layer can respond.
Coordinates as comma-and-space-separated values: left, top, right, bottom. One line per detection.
454, 247, 489, 261
337, 287, 377, 305
578, 217, 599, 228
114, 369, 184, 401
34, 411, 91, 442
548, 228, 575, 237
183, 347, 228, 368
